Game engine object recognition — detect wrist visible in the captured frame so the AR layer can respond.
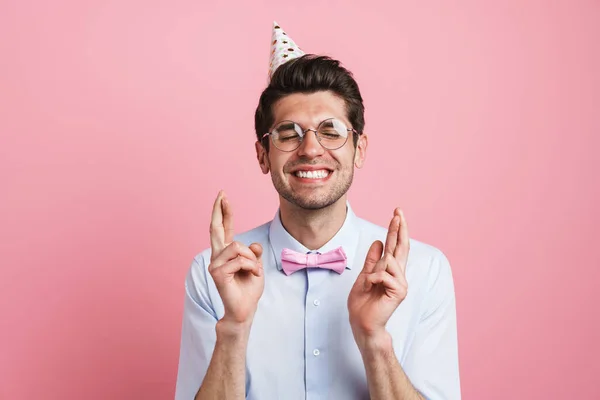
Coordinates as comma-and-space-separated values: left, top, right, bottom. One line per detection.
216, 317, 253, 342
353, 329, 393, 356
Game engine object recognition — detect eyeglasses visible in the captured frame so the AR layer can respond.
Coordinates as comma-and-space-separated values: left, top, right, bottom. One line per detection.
262, 118, 359, 152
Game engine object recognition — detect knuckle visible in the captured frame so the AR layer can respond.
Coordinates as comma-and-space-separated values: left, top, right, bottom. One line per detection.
208, 263, 218, 275
242, 256, 253, 268
209, 252, 220, 264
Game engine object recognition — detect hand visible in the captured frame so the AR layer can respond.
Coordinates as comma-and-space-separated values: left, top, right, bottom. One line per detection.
348, 208, 410, 344
208, 191, 265, 326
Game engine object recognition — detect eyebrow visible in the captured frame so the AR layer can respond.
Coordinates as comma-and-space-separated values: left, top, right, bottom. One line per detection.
276, 122, 297, 131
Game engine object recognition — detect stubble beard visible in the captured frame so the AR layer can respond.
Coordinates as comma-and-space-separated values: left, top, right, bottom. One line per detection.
271, 167, 354, 210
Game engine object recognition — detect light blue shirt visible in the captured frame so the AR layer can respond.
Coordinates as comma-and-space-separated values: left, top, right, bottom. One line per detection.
175, 204, 461, 399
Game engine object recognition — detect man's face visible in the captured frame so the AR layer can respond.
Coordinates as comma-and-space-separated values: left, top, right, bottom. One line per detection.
256, 91, 367, 210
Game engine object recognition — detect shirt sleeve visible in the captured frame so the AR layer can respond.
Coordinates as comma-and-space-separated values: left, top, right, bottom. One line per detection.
403, 249, 462, 400
174, 254, 218, 400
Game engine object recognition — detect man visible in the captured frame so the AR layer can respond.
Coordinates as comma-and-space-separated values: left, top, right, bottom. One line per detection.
175, 23, 461, 400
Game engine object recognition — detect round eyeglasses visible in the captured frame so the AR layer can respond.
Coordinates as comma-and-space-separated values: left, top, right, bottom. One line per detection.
262, 118, 358, 152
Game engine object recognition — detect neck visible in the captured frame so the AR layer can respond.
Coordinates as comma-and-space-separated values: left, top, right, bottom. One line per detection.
278, 196, 348, 250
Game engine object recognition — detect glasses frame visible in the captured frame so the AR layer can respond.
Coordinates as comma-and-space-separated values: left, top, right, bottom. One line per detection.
262, 117, 360, 152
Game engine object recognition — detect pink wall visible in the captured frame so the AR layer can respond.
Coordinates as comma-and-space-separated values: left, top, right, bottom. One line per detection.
1, 0, 598, 398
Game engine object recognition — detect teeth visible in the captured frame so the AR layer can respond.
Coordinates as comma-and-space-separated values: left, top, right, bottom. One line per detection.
295, 170, 329, 179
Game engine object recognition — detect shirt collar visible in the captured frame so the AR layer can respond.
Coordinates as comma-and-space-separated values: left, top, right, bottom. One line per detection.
268, 201, 360, 272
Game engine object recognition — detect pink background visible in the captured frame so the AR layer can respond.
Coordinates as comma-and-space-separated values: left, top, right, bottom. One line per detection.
1, 0, 599, 399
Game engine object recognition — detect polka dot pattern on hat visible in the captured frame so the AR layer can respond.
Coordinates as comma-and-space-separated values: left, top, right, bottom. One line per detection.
268, 21, 305, 81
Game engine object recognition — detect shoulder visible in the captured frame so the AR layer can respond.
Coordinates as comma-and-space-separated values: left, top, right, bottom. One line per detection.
355, 216, 454, 290
355, 216, 448, 259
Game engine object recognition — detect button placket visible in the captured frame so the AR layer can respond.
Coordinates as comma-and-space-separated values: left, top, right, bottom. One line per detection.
305, 266, 328, 395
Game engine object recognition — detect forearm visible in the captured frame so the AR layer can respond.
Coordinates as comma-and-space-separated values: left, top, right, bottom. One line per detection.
195, 319, 251, 400
357, 331, 424, 400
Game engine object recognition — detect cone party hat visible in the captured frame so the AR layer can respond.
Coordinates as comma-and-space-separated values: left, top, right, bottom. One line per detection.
268, 21, 305, 81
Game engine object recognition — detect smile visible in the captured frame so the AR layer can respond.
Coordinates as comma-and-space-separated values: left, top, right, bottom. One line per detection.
294, 169, 330, 179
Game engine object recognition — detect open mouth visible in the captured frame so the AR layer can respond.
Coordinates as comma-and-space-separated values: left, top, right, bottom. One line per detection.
293, 169, 331, 180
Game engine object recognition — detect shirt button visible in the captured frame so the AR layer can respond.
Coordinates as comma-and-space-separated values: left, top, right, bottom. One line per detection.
313, 299, 320, 306
313, 349, 320, 356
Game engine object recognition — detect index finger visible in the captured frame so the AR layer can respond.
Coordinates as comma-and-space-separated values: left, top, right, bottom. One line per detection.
363, 240, 384, 274
210, 191, 226, 256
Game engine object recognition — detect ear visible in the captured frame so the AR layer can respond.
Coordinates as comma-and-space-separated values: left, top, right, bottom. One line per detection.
255, 140, 270, 174
354, 133, 368, 169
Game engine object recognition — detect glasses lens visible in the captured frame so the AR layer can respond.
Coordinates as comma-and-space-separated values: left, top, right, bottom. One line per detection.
317, 119, 349, 149
272, 121, 302, 151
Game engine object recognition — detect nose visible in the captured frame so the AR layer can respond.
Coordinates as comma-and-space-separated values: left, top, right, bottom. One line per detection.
296, 130, 325, 158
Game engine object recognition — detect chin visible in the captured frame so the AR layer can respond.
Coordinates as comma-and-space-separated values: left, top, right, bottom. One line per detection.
280, 187, 350, 211
272, 170, 354, 210
289, 198, 337, 210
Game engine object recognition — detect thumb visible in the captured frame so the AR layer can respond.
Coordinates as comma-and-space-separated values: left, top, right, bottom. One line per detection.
249, 243, 263, 261
363, 240, 383, 274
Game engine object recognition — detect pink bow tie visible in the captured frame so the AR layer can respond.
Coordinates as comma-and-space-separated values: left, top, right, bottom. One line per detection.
280, 247, 347, 276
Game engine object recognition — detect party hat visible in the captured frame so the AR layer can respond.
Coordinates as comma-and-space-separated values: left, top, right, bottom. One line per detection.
268, 21, 305, 81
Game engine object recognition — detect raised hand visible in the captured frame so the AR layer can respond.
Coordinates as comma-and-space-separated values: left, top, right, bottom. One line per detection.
348, 208, 410, 343
208, 191, 265, 325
